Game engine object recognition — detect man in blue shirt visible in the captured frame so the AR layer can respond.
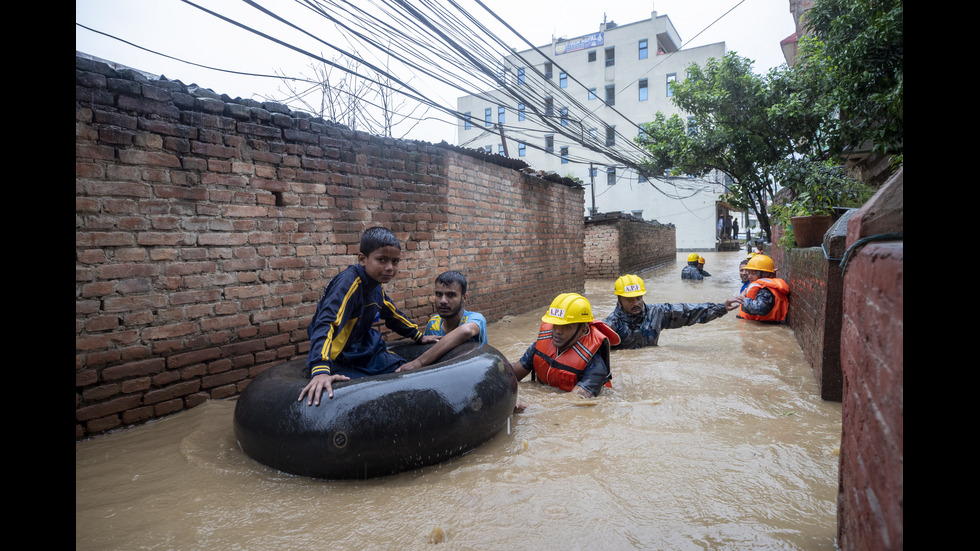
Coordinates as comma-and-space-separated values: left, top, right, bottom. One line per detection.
396, 270, 488, 372
424, 270, 487, 343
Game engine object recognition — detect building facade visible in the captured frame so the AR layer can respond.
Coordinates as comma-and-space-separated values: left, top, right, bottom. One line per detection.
456, 9, 728, 249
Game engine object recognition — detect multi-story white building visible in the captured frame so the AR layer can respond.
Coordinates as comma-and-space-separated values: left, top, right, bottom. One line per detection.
456, 9, 729, 250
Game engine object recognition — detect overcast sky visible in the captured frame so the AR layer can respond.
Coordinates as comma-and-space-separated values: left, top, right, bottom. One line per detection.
76, 0, 796, 143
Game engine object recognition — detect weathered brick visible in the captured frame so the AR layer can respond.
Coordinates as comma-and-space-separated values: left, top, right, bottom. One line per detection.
76, 54, 586, 440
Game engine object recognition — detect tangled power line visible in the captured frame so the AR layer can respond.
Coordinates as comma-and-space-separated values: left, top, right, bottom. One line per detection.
78, 0, 741, 198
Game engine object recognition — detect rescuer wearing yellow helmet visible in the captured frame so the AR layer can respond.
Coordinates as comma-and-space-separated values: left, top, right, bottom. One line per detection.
697, 256, 711, 277
681, 252, 704, 280
509, 293, 621, 398
604, 274, 729, 349
724, 254, 791, 322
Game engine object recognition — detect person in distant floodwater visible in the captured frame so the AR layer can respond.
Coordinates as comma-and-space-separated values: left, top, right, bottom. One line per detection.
681, 253, 703, 280
697, 256, 711, 277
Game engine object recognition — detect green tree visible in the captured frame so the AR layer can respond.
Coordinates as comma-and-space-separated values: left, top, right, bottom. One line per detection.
636, 53, 807, 241
801, 0, 903, 155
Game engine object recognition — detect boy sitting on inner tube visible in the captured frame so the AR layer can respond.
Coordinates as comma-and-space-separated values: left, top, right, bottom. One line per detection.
508, 293, 620, 398
299, 227, 441, 406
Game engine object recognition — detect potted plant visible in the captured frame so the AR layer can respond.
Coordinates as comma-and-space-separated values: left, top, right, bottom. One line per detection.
771, 160, 875, 248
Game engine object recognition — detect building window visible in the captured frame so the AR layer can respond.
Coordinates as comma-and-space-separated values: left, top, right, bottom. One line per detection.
604, 47, 615, 66
544, 62, 553, 79
667, 73, 676, 97
560, 107, 568, 126
499, 144, 505, 155
559, 72, 567, 88
464, 112, 471, 130
605, 84, 615, 106
544, 97, 554, 116
517, 67, 525, 85
606, 166, 616, 185
605, 125, 616, 146
589, 127, 598, 139
498, 105, 505, 124
588, 88, 597, 100
631, 210, 643, 218
518, 142, 526, 156
588, 50, 596, 62
560, 146, 569, 164
518, 102, 525, 121
687, 116, 698, 135
590, 166, 598, 179
484, 145, 492, 154
545, 134, 554, 153
485, 108, 492, 127
638, 171, 648, 183
639, 39, 648, 60
638, 79, 648, 101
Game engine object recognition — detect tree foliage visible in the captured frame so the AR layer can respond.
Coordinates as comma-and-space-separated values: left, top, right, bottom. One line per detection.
802, 0, 903, 155
636, 0, 903, 242
636, 53, 810, 241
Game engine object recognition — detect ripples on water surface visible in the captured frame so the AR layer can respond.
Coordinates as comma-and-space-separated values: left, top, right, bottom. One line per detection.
76, 251, 842, 550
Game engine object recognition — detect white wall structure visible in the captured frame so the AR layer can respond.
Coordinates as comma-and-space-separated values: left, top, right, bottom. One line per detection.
456, 9, 728, 250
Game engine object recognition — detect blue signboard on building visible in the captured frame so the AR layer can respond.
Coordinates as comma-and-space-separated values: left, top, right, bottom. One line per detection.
554, 32, 604, 55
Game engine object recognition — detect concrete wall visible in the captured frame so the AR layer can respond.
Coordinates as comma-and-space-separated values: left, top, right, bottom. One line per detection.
75, 55, 584, 439
584, 214, 675, 277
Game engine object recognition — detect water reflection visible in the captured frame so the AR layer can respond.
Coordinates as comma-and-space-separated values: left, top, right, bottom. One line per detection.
77, 251, 841, 550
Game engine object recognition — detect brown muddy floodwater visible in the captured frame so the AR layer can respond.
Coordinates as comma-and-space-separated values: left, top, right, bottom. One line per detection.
76, 251, 842, 550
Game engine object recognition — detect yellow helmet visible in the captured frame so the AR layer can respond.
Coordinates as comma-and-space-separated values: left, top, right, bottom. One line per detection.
698, 256, 706, 264
541, 293, 594, 325
745, 254, 775, 273
687, 252, 700, 262
614, 274, 647, 297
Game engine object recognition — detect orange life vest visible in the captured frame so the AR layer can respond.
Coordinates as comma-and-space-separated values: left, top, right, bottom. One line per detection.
532, 321, 620, 392
739, 278, 790, 322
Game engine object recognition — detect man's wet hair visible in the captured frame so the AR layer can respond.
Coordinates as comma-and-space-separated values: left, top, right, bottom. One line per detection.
435, 270, 468, 295
360, 227, 401, 255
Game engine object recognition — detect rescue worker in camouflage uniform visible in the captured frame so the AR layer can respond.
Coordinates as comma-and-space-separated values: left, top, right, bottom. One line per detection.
604, 274, 728, 349
681, 253, 704, 280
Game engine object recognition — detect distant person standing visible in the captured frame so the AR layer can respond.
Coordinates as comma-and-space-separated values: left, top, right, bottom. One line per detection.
717, 216, 724, 240
723, 216, 732, 239
732, 218, 739, 241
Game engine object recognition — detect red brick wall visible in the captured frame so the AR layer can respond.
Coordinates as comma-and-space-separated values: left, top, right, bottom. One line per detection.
837, 170, 903, 550
75, 56, 584, 438
773, 222, 846, 402
584, 215, 676, 277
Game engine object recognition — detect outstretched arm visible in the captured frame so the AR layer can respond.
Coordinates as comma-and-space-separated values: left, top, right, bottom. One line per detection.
397, 321, 480, 372
663, 302, 728, 329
